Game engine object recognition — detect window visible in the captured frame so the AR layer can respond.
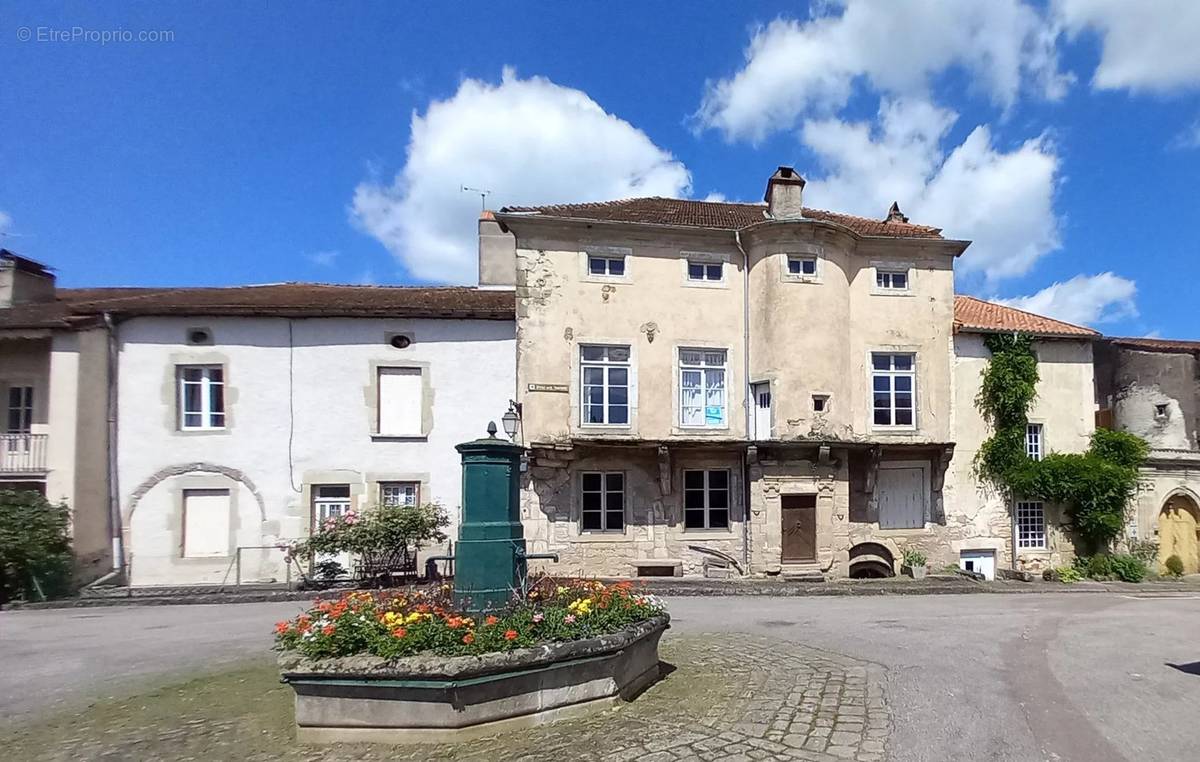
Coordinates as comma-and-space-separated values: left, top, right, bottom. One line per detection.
178, 366, 225, 430
684, 469, 730, 529
871, 353, 915, 427
876, 269, 909, 291
687, 261, 723, 282
380, 481, 419, 508
1026, 423, 1043, 461
581, 472, 624, 532
787, 256, 817, 276
813, 394, 829, 413
6, 386, 33, 433
587, 255, 626, 277
580, 345, 630, 425
313, 484, 351, 525
1015, 500, 1046, 550
182, 488, 231, 558
1155, 403, 1169, 418
378, 367, 422, 436
680, 349, 727, 427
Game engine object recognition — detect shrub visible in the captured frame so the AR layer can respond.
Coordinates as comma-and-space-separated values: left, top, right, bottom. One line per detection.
1107, 553, 1147, 583
902, 548, 927, 568
1165, 554, 1185, 578
0, 490, 75, 603
274, 579, 666, 659
1088, 429, 1149, 470
1045, 565, 1082, 584
286, 503, 449, 568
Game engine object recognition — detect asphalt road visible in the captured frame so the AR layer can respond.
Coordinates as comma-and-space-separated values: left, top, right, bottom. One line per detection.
3, 592, 1199, 761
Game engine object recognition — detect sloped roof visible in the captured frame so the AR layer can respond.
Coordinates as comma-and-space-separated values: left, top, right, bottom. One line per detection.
953, 295, 1098, 338
500, 197, 945, 240
1107, 336, 1200, 353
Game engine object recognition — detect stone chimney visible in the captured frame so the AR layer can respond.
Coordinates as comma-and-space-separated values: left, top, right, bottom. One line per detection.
477, 211, 516, 287
0, 249, 56, 308
886, 202, 908, 223
764, 166, 806, 220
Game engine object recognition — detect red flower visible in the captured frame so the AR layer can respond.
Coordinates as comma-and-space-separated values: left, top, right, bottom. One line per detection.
322, 625, 336, 636
504, 629, 518, 641
462, 632, 475, 645
274, 621, 290, 634
392, 628, 407, 639
485, 615, 499, 626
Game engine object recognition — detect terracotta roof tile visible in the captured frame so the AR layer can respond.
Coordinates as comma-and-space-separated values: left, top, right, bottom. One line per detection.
1107, 336, 1200, 353
953, 295, 1098, 338
500, 197, 945, 240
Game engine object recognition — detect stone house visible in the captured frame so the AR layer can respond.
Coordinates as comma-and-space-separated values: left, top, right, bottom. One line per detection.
483, 167, 1099, 580
1095, 337, 1200, 573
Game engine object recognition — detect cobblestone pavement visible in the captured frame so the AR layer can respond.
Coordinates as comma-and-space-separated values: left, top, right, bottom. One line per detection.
2, 635, 890, 762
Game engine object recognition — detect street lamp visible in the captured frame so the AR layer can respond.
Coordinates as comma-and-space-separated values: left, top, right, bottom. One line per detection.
501, 401, 521, 441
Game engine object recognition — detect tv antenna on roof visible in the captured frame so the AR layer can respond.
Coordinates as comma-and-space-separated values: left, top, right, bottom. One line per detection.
462, 186, 491, 211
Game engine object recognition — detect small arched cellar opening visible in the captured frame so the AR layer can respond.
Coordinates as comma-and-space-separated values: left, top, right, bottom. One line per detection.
848, 542, 895, 579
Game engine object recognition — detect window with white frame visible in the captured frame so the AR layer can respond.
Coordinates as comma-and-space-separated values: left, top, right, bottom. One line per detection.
679, 349, 727, 427
686, 260, 724, 282
684, 469, 730, 529
1015, 500, 1046, 549
580, 472, 624, 532
377, 367, 423, 436
580, 345, 630, 425
178, 366, 225, 430
871, 353, 915, 427
787, 255, 817, 276
380, 481, 419, 508
876, 268, 910, 291
6, 386, 33, 433
313, 484, 351, 525
587, 254, 625, 277
1026, 423, 1044, 461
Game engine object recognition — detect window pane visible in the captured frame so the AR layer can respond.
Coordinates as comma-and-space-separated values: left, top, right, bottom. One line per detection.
894, 272, 908, 288
209, 412, 226, 427
608, 346, 630, 362
706, 264, 722, 280
688, 262, 705, 279
788, 258, 801, 274
684, 489, 706, 509
581, 346, 605, 361
582, 492, 602, 511
708, 470, 728, 489
685, 509, 706, 529
582, 367, 604, 385
681, 370, 702, 389
709, 488, 729, 509
582, 473, 602, 491
609, 405, 629, 424
183, 383, 202, 414
874, 393, 891, 409
895, 376, 912, 392
609, 258, 625, 276
803, 258, 816, 274
609, 386, 628, 405
709, 510, 729, 529
876, 272, 887, 288
605, 473, 623, 491
893, 355, 913, 371
582, 512, 602, 530
208, 367, 223, 383
895, 393, 912, 410
584, 405, 605, 424
183, 367, 203, 382
680, 350, 703, 365
684, 470, 704, 489
606, 491, 623, 511
606, 511, 624, 531
184, 413, 203, 428
608, 367, 628, 387
895, 409, 913, 426
317, 484, 351, 498
872, 354, 890, 370
588, 257, 606, 274
585, 386, 604, 404
873, 376, 890, 392
209, 381, 225, 416
874, 409, 892, 425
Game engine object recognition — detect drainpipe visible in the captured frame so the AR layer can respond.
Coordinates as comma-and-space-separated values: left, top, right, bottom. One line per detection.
103, 313, 125, 575
735, 230, 752, 573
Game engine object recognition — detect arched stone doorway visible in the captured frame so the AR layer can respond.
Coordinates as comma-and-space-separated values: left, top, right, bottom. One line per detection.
1158, 493, 1200, 575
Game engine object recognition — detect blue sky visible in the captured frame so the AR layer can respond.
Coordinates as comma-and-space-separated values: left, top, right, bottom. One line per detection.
2, 1, 1198, 338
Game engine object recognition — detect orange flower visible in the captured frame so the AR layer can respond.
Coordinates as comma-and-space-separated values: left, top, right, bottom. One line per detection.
462, 632, 475, 645
322, 625, 336, 636
485, 615, 499, 626
504, 629, 518, 641
447, 616, 464, 629
392, 627, 407, 638
274, 621, 290, 634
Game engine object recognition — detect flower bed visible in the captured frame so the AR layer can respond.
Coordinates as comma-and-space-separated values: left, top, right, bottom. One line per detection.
274, 578, 666, 659
275, 579, 670, 744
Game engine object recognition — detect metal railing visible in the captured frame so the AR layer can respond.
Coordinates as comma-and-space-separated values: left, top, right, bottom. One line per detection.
0, 433, 48, 473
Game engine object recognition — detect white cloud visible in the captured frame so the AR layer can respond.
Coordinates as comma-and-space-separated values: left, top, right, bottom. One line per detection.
306, 249, 339, 267
1057, 0, 1200, 92
800, 99, 1061, 284
999, 272, 1138, 326
696, 1, 1068, 142
352, 68, 690, 283
1170, 118, 1200, 149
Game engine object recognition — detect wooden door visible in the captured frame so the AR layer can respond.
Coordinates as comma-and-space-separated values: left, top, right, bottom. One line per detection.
877, 467, 926, 529
781, 494, 816, 562
1158, 498, 1200, 574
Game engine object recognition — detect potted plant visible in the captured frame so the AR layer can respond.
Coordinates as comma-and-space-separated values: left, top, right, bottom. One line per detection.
901, 548, 928, 580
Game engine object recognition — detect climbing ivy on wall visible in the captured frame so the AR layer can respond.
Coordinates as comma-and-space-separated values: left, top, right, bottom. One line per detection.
974, 333, 1149, 553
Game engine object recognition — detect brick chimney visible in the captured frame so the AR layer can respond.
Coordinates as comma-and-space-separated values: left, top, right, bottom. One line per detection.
764, 166, 806, 220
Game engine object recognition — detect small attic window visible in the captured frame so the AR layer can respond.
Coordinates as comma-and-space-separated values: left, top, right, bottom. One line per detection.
1155, 403, 1169, 418
389, 334, 413, 349
186, 328, 213, 346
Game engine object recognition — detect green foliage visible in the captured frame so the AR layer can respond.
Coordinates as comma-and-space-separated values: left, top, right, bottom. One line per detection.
973, 335, 1148, 552
901, 548, 927, 567
1107, 553, 1148, 582
287, 503, 449, 562
313, 560, 346, 581
0, 490, 75, 603
1072, 553, 1147, 582
1164, 554, 1185, 577
1047, 565, 1083, 584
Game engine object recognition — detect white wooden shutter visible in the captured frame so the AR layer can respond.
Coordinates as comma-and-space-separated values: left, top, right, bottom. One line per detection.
378, 367, 423, 436
183, 489, 231, 557
876, 467, 925, 529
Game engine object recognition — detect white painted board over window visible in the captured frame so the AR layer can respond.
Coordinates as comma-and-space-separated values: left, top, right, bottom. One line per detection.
876, 466, 926, 529
378, 367, 422, 436
182, 489, 231, 558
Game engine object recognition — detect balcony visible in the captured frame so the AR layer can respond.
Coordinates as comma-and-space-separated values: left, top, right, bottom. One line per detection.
0, 433, 49, 474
